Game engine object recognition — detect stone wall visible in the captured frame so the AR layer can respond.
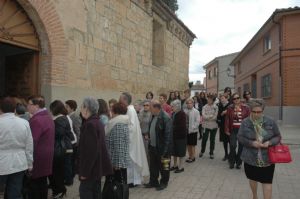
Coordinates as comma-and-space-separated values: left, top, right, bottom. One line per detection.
44, 0, 194, 103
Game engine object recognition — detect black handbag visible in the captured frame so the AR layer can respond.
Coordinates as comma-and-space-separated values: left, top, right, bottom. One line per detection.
102, 172, 129, 199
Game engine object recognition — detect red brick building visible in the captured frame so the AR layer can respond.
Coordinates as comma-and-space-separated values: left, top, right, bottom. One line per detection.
231, 7, 300, 125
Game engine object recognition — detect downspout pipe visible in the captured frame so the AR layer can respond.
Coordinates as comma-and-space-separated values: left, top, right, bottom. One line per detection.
272, 15, 283, 121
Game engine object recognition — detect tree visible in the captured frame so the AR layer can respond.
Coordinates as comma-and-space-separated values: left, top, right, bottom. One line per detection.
188, 81, 194, 89
162, 0, 179, 12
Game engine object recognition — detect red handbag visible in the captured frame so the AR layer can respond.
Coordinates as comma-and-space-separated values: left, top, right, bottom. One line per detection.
268, 143, 292, 163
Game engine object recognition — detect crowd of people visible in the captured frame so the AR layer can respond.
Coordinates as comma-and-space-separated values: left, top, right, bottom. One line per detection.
0, 88, 281, 199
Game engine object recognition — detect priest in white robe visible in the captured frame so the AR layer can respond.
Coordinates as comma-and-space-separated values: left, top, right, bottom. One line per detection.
119, 92, 149, 185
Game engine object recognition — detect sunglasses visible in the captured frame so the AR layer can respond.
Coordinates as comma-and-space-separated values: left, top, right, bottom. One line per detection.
252, 111, 263, 114
232, 97, 240, 100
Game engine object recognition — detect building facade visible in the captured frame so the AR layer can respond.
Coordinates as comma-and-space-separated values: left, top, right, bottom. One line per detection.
231, 7, 300, 125
203, 52, 238, 94
0, 0, 195, 103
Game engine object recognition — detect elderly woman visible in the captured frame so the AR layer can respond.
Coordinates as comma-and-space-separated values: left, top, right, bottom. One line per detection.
104, 102, 130, 193
170, 99, 187, 173
238, 99, 281, 199
0, 97, 33, 198
79, 97, 113, 199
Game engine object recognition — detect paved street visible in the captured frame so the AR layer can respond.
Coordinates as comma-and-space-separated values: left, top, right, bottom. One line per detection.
65, 125, 300, 199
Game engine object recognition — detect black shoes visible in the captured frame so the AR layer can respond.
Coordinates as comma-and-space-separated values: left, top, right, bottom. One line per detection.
174, 168, 184, 173
186, 158, 195, 163
229, 164, 234, 169
144, 183, 159, 188
209, 154, 214, 159
156, 184, 167, 191
199, 153, 203, 158
222, 155, 228, 161
170, 166, 178, 171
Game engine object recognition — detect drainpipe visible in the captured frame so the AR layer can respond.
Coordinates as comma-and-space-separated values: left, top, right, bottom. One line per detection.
272, 15, 283, 121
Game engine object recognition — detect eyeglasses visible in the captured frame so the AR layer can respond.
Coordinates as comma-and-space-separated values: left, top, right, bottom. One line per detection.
143, 104, 150, 107
252, 110, 263, 114
232, 97, 240, 100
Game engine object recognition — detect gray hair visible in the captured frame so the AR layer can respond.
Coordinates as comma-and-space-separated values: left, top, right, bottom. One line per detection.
249, 98, 265, 110
143, 99, 151, 104
171, 99, 181, 111
121, 92, 132, 105
82, 97, 99, 115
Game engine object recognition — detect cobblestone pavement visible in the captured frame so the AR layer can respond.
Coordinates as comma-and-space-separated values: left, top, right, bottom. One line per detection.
65, 125, 300, 199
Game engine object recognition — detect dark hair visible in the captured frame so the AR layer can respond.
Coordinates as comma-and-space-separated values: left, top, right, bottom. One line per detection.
152, 102, 162, 109
224, 87, 232, 95
0, 97, 16, 113
199, 91, 206, 98
122, 92, 132, 104
207, 94, 216, 102
112, 102, 127, 115
50, 100, 68, 116
97, 99, 109, 116
159, 93, 167, 100
28, 95, 45, 108
174, 91, 181, 99
16, 103, 26, 115
243, 91, 251, 99
232, 92, 240, 99
65, 100, 77, 111
146, 91, 154, 99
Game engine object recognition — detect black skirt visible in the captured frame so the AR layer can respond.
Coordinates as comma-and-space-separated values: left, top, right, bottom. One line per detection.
244, 163, 275, 184
187, 132, 198, 146
173, 138, 187, 157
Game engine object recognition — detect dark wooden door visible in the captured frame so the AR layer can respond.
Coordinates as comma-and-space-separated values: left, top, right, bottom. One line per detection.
5, 52, 39, 97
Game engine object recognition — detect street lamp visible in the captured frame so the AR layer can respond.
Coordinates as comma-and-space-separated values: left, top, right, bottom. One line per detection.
226, 67, 236, 78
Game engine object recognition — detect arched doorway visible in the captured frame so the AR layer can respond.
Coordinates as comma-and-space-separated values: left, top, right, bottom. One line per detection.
0, 0, 39, 98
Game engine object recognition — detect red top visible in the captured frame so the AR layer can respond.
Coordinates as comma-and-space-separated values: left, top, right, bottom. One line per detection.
225, 104, 250, 134
162, 103, 172, 117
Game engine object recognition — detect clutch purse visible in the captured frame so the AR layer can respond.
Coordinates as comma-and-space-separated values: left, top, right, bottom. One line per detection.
268, 143, 292, 163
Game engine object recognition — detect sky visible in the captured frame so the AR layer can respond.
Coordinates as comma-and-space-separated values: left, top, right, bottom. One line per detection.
176, 0, 300, 84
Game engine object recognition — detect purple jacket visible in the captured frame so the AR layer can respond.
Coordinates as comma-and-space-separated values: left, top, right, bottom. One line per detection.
29, 109, 55, 179
79, 115, 113, 180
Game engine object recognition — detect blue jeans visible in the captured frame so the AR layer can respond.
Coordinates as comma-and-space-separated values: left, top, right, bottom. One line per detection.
0, 171, 25, 199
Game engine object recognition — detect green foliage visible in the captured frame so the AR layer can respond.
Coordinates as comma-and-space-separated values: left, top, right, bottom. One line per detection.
188, 81, 193, 89
162, 0, 179, 12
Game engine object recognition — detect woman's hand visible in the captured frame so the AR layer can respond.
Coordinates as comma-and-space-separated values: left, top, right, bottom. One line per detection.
261, 141, 270, 148
252, 141, 262, 148
80, 176, 87, 180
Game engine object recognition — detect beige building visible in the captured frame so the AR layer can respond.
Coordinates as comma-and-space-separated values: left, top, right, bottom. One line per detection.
0, 0, 195, 103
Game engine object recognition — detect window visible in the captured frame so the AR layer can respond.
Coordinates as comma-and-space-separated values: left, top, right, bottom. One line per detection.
243, 83, 250, 93
261, 74, 271, 97
238, 87, 241, 97
264, 35, 271, 52
152, 20, 165, 66
214, 67, 217, 77
208, 70, 211, 79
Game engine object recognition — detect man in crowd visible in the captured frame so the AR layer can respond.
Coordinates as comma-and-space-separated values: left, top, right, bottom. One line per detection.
145, 100, 172, 191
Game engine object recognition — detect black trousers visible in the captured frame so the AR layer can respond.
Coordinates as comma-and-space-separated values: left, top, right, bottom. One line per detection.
49, 156, 66, 195
27, 176, 48, 199
79, 179, 101, 199
148, 146, 170, 186
229, 128, 243, 166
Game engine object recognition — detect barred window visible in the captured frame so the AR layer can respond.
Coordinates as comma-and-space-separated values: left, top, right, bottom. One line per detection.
261, 74, 271, 97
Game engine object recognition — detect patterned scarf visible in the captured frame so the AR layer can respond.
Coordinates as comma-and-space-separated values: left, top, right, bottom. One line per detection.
250, 115, 268, 167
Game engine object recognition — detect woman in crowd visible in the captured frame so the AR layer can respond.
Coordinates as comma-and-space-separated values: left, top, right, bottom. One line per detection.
199, 95, 218, 159
224, 87, 232, 103
243, 90, 253, 106
217, 94, 230, 161
49, 100, 75, 198
97, 99, 110, 126
174, 91, 181, 100
238, 99, 281, 199
225, 93, 250, 169
167, 91, 176, 105
199, 92, 207, 109
138, 99, 152, 158
0, 97, 33, 198
78, 97, 113, 198
104, 102, 130, 191
65, 99, 81, 182
170, 99, 187, 173
108, 99, 118, 118
146, 91, 154, 100
27, 95, 55, 199
185, 98, 200, 162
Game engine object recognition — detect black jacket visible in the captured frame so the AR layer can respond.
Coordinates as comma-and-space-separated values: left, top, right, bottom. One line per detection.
150, 110, 172, 157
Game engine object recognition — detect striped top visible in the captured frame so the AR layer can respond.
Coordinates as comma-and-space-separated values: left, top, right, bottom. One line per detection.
233, 107, 243, 128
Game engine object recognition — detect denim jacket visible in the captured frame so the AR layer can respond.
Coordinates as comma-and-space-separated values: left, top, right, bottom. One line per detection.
237, 115, 281, 167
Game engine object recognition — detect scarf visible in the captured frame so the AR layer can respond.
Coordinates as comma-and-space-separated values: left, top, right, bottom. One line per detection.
250, 114, 268, 167
105, 115, 129, 135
